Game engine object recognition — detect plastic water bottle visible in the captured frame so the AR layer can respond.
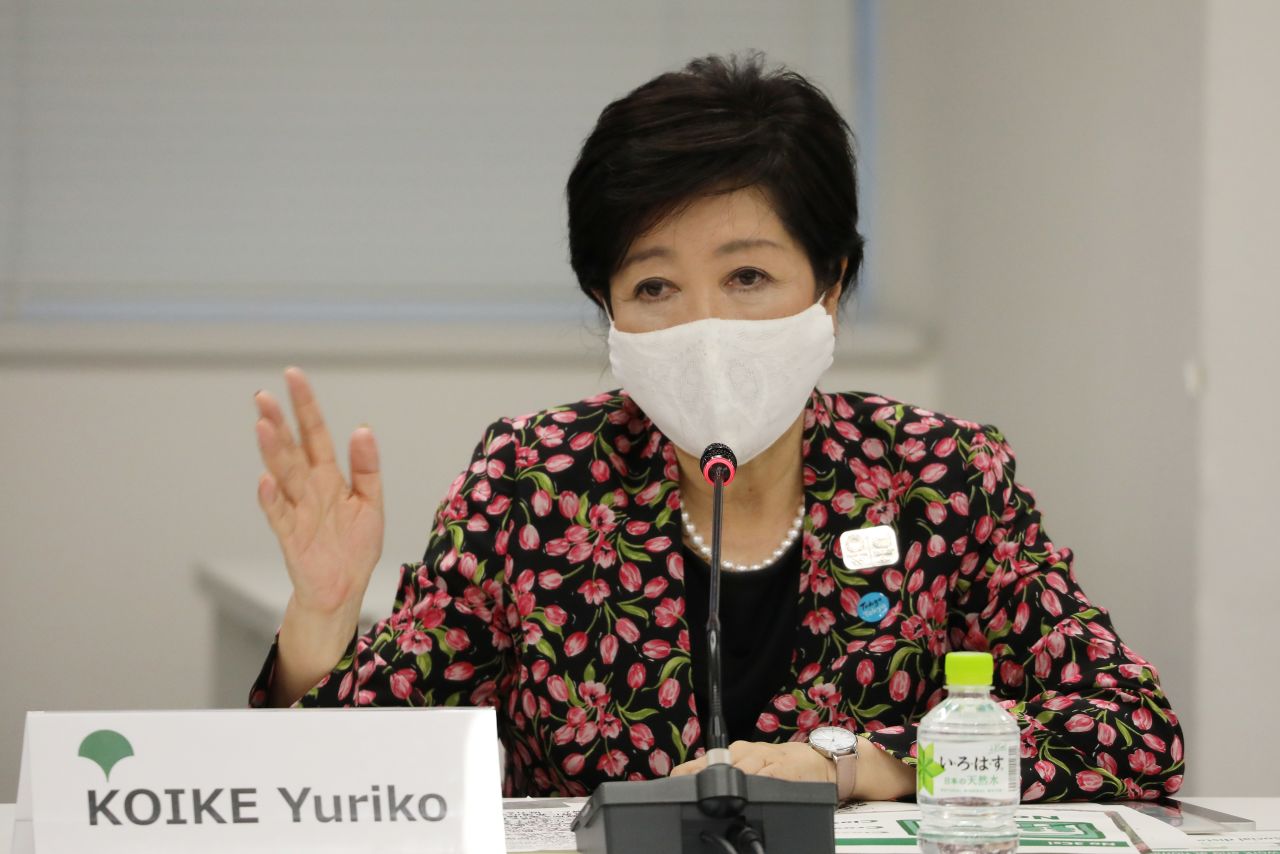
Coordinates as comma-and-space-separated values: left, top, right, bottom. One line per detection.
916, 652, 1021, 854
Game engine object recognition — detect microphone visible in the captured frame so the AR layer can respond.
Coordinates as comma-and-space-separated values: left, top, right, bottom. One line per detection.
572, 445, 834, 853
700, 443, 737, 486
698, 444, 736, 771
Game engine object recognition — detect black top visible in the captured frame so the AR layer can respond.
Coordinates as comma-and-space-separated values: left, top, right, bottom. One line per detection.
684, 538, 802, 744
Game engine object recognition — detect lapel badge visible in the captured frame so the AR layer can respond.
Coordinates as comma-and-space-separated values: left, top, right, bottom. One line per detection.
839, 525, 900, 571
857, 591, 891, 623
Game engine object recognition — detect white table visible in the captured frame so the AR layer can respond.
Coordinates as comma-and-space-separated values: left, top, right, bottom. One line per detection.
194, 558, 403, 706
2, 797, 1276, 853
1181, 799, 1279, 827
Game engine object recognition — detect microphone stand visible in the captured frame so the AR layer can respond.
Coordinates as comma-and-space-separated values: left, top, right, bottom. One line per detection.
572, 445, 836, 853
703, 458, 729, 758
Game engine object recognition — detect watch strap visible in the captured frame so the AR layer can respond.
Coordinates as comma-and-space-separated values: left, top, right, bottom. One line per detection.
834, 748, 858, 802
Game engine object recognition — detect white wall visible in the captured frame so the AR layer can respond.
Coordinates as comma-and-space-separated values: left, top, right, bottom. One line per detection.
1192, 0, 1280, 796
870, 0, 1279, 795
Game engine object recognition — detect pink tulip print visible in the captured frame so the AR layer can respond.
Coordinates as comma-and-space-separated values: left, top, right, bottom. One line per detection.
249, 391, 1182, 802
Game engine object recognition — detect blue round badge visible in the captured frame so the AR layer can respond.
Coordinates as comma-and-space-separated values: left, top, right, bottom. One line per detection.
857, 592, 890, 623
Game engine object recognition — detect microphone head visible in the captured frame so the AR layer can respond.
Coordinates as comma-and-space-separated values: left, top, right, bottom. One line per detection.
700, 443, 737, 485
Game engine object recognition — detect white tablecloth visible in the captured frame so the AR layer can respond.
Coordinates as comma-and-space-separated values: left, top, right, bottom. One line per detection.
2, 796, 1277, 853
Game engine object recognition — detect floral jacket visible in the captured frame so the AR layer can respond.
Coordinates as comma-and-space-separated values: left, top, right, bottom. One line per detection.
250, 390, 1184, 801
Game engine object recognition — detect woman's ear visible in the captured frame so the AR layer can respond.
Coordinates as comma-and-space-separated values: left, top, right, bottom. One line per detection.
822, 282, 843, 315
821, 259, 847, 315
821, 260, 847, 336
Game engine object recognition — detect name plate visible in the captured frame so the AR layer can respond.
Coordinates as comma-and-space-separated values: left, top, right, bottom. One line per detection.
12, 707, 505, 853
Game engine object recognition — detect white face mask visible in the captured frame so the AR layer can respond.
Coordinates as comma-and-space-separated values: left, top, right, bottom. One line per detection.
607, 301, 836, 466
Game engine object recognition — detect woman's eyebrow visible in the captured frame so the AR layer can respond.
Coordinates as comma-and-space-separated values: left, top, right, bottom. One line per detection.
714, 237, 784, 256
619, 238, 784, 272
617, 246, 671, 272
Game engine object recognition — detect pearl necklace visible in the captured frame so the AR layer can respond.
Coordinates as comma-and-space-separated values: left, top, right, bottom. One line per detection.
680, 500, 806, 572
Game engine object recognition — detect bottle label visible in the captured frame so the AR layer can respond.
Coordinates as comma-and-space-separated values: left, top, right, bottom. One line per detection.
917, 738, 1020, 800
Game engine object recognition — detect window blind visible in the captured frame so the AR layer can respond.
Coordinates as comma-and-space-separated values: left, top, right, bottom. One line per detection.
1, 0, 857, 322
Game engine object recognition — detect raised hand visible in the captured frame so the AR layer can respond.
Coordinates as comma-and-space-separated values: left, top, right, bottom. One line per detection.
253, 366, 385, 704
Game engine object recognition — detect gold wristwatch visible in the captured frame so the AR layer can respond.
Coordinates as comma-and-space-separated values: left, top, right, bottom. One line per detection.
808, 726, 859, 802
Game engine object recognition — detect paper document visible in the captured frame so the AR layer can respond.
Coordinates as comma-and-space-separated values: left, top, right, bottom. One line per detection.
834, 804, 1183, 854
1047, 803, 1208, 849
1151, 831, 1280, 853
503, 801, 581, 853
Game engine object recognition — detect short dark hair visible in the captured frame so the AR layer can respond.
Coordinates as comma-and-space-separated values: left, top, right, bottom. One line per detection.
566, 52, 864, 311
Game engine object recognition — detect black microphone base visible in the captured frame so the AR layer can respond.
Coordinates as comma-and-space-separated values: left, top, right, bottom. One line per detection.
571, 767, 836, 853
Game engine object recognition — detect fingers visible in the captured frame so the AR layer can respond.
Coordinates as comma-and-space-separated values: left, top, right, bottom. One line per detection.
671, 743, 774, 778
348, 426, 382, 506
670, 742, 829, 785
670, 757, 703, 777
730, 741, 776, 776
755, 762, 805, 782
254, 389, 296, 450
255, 370, 377, 514
257, 472, 296, 537
255, 410, 310, 503
284, 366, 338, 467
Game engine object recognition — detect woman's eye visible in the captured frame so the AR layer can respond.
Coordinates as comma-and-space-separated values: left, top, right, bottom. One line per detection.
633, 280, 671, 301
732, 268, 770, 287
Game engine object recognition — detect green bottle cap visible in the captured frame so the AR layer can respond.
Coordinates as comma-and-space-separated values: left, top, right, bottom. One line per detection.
945, 651, 994, 686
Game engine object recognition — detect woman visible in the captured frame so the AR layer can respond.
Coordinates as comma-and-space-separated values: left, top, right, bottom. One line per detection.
249, 54, 1183, 803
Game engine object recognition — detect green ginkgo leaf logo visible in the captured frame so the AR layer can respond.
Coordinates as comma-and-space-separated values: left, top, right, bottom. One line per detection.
78, 730, 134, 781
917, 742, 945, 795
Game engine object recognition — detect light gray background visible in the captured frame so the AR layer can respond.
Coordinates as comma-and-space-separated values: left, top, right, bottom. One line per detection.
2, 0, 1276, 800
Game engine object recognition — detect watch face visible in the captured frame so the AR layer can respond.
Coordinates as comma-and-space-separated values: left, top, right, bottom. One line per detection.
810, 726, 857, 754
